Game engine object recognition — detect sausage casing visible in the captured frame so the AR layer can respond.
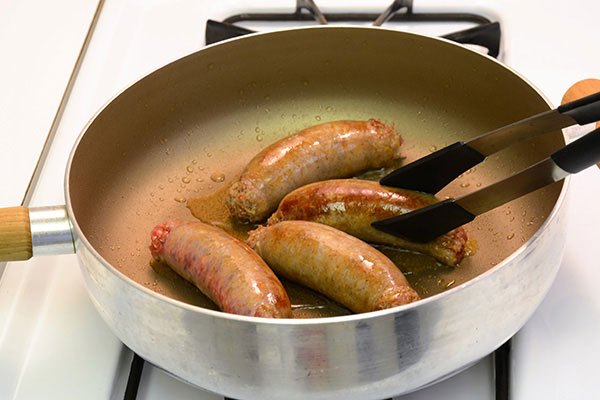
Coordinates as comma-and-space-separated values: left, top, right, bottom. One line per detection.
268, 179, 467, 266
149, 220, 292, 318
227, 119, 402, 222
247, 221, 420, 313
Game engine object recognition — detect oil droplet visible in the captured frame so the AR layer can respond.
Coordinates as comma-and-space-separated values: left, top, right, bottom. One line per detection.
510, 216, 515, 222
207, 63, 215, 70
507, 233, 515, 240
159, 197, 164, 201
182, 177, 191, 184
174, 196, 186, 203
302, 80, 309, 86
505, 209, 511, 215
168, 177, 174, 183
150, 192, 155, 197
429, 145, 437, 152
315, 115, 321, 121
110, 246, 115, 251
255, 126, 261, 133
180, 183, 186, 188
256, 135, 264, 142
326, 106, 333, 112
264, 95, 271, 101
476, 183, 482, 187
165, 150, 171, 155
265, 107, 271, 113
192, 159, 198, 164
444, 280, 455, 289
210, 173, 226, 182
460, 182, 470, 188
186, 166, 194, 173
187, 131, 193, 137
292, 114, 297, 119
196, 177, 204, 183
158, 184, 164, 190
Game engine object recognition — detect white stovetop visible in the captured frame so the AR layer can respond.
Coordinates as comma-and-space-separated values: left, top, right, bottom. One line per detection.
1, 1, 599, 399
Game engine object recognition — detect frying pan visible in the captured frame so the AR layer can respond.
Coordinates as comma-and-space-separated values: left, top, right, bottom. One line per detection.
0, 27, 569, 399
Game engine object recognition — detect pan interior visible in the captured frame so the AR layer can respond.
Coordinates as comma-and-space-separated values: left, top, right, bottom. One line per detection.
68, 27, 564, 316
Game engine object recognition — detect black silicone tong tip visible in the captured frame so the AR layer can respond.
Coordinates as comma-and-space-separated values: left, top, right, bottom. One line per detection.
379, 142, 485, 194
371, 199, 476, 243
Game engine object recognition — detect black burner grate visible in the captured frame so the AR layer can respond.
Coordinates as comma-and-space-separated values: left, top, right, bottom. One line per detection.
205, 0, 501, 58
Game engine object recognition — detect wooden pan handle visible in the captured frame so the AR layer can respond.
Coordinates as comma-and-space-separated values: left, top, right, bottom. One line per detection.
0, 206, 33, 261
0, 205, 75, 262
561, 78, 600, 168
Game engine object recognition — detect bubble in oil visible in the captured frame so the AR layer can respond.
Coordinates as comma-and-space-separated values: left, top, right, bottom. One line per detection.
326, 106, 333, 112
429, 145, 437, 152
186, 166, 194, 173
210, 173, 226, 183
460, 182, 470, 188
192, 159, 198, 164
315, 115, 321, 121
302, 80, 309, 86
182, 177, 191, 184
255, 127, 261, 133
207, 63, 215, 70
256, 135, 264, 142
174, 196, 186, 203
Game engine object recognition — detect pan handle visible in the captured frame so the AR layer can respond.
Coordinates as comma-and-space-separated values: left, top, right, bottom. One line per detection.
0, 205, 75, 262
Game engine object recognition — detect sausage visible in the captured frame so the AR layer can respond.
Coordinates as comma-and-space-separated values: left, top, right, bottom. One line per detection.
246, 221, 420, 313
226, 119, 402, 223
267, 179, 467, 266
149, 220, 292, 318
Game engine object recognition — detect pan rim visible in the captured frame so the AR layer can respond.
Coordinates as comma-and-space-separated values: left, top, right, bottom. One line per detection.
63, 25, 569, 326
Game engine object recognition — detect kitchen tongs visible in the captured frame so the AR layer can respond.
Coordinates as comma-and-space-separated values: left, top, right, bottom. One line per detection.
372, 91, 600, 243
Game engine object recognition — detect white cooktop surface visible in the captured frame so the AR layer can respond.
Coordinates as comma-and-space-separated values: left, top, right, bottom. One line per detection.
1, 1, 599, 399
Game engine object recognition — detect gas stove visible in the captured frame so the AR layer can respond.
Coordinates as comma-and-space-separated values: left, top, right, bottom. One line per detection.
1, 1, 600, 400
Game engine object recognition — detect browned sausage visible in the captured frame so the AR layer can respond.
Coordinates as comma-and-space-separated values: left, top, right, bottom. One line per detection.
149, 220, 292, 318
227, 119, 402, 222
267, 179, 467, 266
246, 221, 420, 313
